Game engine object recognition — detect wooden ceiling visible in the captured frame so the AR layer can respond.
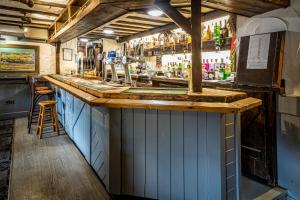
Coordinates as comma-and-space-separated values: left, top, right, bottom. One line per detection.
82, 7, 214, 41
0, 0, 67, 30
49, 0, 289, 43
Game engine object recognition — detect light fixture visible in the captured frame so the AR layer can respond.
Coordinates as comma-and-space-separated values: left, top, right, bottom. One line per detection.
23, 27, 29, 32
147, 9, 163, 17
80, 38, 89, 42
103, 29, 114, 34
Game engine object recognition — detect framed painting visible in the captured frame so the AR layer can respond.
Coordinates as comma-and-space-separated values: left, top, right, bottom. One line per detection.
0, 44, 39, 75
63, 48, 73, 61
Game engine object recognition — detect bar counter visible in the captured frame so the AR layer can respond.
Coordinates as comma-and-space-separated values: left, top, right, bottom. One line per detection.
45, 74, 262, 199
45, 75, 261, 113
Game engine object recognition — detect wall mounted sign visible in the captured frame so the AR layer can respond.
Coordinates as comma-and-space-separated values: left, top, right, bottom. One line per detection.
0, 44, 39, 75
63, 48, 73, 61
246, 34, 271, 69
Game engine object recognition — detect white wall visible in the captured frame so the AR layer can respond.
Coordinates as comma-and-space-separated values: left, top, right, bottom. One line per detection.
103, 38, 120, 52
0, 40, 56, 75
60, 38, 78, 74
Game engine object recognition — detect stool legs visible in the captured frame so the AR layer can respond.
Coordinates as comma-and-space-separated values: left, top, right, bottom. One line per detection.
37, 104, 59, 139
51, 106, 60, 135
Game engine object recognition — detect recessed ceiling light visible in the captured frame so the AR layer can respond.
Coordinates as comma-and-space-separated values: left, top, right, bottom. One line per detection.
23, 27, 28, 32
103, 29, 114, 34
80, 38, 89, 42
147, 9, 163, 17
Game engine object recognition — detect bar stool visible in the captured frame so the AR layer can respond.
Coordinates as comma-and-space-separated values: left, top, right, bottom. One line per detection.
37, 100, 60, 139
28, 88, 54, 134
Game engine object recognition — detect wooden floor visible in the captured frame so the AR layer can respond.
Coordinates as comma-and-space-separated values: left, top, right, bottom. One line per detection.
9, 118, 111, 200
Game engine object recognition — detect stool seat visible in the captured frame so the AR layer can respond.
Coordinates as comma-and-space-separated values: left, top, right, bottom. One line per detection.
35, 89, 53, 95
35, 86, 49, 91
37, 100, 59, 139
38, 100, 56, 107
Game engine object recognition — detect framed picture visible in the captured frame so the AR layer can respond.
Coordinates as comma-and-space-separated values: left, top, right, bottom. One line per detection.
63, 48, 73, 61
0, 44, 39, 75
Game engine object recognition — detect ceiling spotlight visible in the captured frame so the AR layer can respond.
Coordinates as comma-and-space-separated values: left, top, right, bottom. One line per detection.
147, 9, 163, 17
80, 38, 89, 42
23, 27, 28, 32
103, 29, 114, 35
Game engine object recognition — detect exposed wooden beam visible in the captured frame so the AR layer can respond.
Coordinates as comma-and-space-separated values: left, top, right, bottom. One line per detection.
191, 0, 202, 92
119, 23, 178, 42
0, 5, 59, 17
34, 0, 66, 8
0, 18, 49, 27
18, 36, 47, 43
113, 21, 157, 29
0, 22, 48, 29
105, 24, 147, 32
0, 13, 54, 22
154, 0, 192, 34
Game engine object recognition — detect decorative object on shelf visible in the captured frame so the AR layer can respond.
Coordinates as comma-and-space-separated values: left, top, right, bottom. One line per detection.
0, 44, 39, 75
63, 48, 73, 61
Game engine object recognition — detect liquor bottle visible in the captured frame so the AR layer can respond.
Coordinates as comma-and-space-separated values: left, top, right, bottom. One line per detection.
206, 25, 212, 41
202, 25, 207, 41
223, 20, 229, 38
187, 34, 191, 44
220, 20, 229, 47
213, 22, 220, 49
210, 23, 214, 40
219, 58, 225, 80
224, 56, 231, 80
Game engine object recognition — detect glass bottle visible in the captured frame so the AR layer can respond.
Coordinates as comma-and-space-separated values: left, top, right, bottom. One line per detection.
213, 22, 220, 49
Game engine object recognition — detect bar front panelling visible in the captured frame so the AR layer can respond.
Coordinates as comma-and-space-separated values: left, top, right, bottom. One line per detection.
109, 108, 122, 194
121, 109, 134, 195
72, 97, 91, 163
64, 92, 74, 139
91, 107, 110, 188
145, 110, 158, 199
108, 108, 234, 200
170, 111, 184, 200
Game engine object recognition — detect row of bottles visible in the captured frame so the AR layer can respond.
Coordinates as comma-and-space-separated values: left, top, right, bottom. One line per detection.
202, 20, 230, 49
160, 58, 234, 81
164, 61, 190, 78
202, 57, 233, 81
127, 16, 232, 53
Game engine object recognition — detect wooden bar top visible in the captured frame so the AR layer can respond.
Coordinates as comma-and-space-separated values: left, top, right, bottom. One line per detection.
45, 75, 262, 113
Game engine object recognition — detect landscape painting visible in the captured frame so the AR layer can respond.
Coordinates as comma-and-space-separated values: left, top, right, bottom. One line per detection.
0, 44, 39, 75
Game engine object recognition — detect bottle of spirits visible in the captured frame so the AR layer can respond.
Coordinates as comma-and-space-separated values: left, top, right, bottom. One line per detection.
223, 20, 229, 38
213, 22, 220, 49
206, 25, 212, 41
219, 58, 225, 80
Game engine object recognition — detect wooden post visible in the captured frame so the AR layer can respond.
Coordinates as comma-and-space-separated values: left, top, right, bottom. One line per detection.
191, 0, 202, 93
56, 42, 61, 74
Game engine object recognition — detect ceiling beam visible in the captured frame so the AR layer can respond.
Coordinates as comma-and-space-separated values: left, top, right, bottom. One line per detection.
119, 22, 177, 42
0, 13, 54, 22
0, 5, 59, 17
0, 18, 49, 27
34, 0, 66, 8
154, 0, 192, 34
0, 21, 48, 29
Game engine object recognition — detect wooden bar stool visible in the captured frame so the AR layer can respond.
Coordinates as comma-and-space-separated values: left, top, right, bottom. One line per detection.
37, 100, 60, 139
28, 89, 54, 134
28, 77, 52, 133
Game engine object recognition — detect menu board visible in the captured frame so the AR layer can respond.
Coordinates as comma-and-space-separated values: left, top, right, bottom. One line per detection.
246, 34, 271, 69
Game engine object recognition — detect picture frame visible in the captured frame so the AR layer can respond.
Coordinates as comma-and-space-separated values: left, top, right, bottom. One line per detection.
63, 48, 73, 61
0, 44, 39, 75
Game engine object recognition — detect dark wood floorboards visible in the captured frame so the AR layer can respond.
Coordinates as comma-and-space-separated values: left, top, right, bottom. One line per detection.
9, 118, 111, 200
